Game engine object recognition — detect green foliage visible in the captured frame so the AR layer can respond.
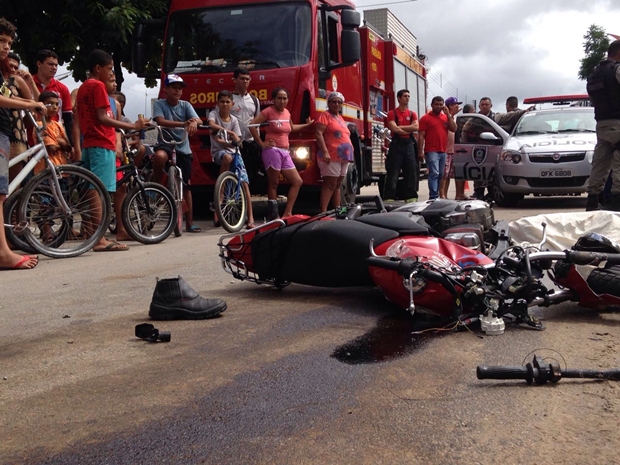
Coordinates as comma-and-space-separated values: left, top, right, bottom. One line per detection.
579, 24, 610, 80
3, 0, 169, 89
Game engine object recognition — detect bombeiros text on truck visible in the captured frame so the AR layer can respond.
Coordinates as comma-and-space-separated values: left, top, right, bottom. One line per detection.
132, 1, 427, 206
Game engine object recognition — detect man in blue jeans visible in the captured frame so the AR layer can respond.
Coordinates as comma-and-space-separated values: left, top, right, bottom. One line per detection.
418, 96, 457, 200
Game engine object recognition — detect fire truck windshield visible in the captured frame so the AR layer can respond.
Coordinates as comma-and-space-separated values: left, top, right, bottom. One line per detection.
164, 3, 312, 74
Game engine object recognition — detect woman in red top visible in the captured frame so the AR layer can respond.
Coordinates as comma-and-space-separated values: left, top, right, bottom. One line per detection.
315, 91, 354, 212
250, 88, 313, 219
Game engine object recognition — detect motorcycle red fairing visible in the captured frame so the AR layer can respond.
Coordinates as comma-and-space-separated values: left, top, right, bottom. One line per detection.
369, 237, 494, 315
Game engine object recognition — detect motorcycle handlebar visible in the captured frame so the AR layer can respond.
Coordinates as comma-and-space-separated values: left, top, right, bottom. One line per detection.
566, 250, 620, 266
477, 365, 530, 380
366, 256, 416, 275
366, 256, 459, 297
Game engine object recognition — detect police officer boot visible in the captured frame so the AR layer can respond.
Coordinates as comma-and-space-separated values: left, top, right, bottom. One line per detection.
149, 276, 227, 320
585, 194, 600, 212
609, 194, 620, 212
266, 199, 280, 221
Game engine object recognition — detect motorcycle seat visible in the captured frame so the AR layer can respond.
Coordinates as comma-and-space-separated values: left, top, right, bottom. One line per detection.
251, 219, 400, 287
354, 212, 432, 236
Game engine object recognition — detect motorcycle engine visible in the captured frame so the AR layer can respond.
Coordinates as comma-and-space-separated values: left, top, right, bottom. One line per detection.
440, 200, 494, 231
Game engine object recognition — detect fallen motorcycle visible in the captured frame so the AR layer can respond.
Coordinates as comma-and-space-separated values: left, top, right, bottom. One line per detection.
218, 197, 508, 290
366, 222, 620, 330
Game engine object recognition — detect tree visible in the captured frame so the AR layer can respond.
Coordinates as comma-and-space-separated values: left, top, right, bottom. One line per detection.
578, 24, 610, 80
3, 0, 169, 89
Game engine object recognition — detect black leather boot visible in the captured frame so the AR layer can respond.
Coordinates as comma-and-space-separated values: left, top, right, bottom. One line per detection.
585, 194, 600, 212
266, 199, 280, 221
609, 194, 620, 212
149, 276, 227, 320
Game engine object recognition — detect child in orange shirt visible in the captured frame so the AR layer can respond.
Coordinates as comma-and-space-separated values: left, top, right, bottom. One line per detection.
34, 91, 72, 173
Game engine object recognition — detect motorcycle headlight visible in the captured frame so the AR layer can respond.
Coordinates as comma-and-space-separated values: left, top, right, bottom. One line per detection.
293, 146, 310, 160
499, 149, 522, 164
443, 232, 482, 250
403, 276, 427, 294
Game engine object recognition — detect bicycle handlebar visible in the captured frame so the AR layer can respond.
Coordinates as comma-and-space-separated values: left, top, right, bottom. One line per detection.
152, 124, 189, 146
120, 126, 157, 138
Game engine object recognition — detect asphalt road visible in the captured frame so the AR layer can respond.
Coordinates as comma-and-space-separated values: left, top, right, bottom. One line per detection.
2, 185, 619, 465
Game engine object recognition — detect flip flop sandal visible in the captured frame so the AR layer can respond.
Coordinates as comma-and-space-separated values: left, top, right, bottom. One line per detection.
187, 225, 202, 233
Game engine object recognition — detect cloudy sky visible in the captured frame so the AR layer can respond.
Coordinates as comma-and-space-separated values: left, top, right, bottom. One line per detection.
358, 0, 620, 111
59, 0, 619, 118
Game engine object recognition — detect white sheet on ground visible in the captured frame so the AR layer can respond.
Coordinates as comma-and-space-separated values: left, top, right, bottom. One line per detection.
509, 211, 620, 252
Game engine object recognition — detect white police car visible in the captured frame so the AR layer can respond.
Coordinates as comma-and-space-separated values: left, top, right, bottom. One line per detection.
453, 95, 595, 207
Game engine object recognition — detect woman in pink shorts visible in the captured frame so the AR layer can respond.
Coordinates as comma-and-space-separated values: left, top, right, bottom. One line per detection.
250, 88, 313, 218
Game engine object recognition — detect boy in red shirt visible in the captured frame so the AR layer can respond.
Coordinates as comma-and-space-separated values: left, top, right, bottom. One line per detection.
77, 49, 148, 252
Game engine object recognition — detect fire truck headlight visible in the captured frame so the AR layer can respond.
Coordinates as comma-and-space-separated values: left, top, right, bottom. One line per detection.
293, 146, 310, 160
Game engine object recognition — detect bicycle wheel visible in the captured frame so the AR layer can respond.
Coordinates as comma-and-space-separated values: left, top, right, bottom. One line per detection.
3, 189, 37, 254
18, 164, 111, 258
122, 182, 176, 244
167, 165, 183, 237
214, 171, 247, 233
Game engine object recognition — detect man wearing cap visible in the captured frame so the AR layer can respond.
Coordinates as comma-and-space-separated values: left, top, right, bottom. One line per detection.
439, 97, 468, 199
418, 96, 457, 200
383, 89, 419, 202
152, 74, 202, 233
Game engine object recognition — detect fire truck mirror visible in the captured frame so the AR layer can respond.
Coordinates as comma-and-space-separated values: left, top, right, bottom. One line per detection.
342, 10, 360, 28
341, 30, 361, 65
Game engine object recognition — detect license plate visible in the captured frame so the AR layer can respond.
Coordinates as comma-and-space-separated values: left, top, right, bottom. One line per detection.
540, 169, 572, 177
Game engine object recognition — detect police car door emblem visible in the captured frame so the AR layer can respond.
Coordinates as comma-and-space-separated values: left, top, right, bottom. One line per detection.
473, 146, 487, 165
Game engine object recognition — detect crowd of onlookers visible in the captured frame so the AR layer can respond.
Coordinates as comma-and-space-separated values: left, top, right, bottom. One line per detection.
0, 13, 552, 272
381, 91, 537, 203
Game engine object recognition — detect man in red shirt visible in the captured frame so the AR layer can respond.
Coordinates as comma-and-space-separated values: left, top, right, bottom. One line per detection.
29, 50, 74, 144
382, 89, 419, 202
418, 96, 457, 200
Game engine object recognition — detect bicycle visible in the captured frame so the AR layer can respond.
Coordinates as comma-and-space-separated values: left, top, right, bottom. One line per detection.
213, 123, 266, 233
114, 129, 177, 244
4, 111, 111, 258
150, 126, 188, 237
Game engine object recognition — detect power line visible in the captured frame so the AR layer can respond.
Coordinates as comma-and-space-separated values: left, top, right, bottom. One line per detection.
357, 0, 417, 8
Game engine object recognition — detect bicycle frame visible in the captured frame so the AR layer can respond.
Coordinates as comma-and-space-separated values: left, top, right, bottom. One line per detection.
6, 116, 72, 217
155, 126, 185, 197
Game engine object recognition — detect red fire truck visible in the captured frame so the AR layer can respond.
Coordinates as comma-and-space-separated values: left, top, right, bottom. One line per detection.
133, 2, 427, 204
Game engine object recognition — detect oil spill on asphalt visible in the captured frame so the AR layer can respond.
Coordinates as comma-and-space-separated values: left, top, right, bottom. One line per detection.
331, 312, 445, 364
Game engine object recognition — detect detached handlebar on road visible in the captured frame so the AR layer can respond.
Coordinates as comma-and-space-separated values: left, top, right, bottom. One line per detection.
477, 355, 620, 385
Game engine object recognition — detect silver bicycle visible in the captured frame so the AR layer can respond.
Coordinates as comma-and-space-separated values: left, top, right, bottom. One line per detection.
4, 111, 111, 258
